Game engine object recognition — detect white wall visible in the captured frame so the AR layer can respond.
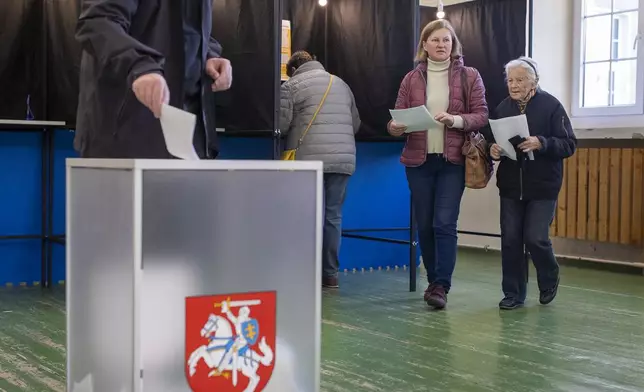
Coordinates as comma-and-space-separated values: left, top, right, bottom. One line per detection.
531, 0, 644, 137
531, 0, 573, 112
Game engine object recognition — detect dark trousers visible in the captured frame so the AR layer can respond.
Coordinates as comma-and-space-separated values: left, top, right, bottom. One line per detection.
183, 93, 208, 159
406, 155, 465, 292
500, 198, 560, 302
322, 173, 350, 278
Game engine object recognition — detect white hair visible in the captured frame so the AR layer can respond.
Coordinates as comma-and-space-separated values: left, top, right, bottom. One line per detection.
504, 56, 539, 84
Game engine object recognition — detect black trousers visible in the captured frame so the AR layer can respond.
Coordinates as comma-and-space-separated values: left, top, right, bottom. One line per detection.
500, 198, 560, 302
183, 93, 210, 159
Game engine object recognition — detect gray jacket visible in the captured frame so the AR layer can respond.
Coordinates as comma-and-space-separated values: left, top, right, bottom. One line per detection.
280, 61, 360, 175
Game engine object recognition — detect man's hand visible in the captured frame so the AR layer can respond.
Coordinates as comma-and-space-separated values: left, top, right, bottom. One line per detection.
490, 143, 503, 160
206, 58, 233, 92
434, 112, 455, 127
132, 73, 170, 118
518, 136, 542, 153
388, 121, 407, 136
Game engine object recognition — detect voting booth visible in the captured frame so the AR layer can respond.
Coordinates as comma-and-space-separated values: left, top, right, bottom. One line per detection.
66, 158, 323, 392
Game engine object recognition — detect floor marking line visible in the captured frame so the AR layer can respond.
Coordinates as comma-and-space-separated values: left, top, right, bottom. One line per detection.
559, 284, 644, 300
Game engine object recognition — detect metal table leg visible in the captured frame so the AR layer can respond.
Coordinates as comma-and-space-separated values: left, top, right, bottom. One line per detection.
46, 128, 55, 288
409, 196, 417, 292
40, 128, 48, 287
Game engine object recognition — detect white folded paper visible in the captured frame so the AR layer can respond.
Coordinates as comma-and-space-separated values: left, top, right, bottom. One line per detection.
159, 104, 200, 160
389, 105, 437, 133
489, 114, 534, 161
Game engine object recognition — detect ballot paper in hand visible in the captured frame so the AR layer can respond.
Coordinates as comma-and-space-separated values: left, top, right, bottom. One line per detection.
389, 105, 437, 133
159, 104, 200, 160
489, 114, 534, 161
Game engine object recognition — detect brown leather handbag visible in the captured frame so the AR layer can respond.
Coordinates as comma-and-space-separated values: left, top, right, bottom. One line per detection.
461, 69, 494, 189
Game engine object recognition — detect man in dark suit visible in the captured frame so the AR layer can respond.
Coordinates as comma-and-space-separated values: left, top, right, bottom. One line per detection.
74, 0, 232, 159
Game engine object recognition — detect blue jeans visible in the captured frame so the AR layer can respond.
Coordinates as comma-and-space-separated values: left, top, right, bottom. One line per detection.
500, 198, 559, 302
323, 173, 349, 278
406, 155, 465, 292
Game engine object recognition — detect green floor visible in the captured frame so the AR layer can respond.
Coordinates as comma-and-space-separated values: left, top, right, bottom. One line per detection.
1, 249, 643, 391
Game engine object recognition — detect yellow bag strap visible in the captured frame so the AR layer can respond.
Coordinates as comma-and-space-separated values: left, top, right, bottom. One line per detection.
297, 75, 334, 148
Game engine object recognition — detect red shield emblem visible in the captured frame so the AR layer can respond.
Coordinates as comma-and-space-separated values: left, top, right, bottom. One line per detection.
185, 291, 277, 391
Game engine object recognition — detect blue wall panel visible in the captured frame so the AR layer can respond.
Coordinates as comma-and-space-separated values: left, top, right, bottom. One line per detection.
339, 142, 412, 272
0, 132, 414, 286
0, 131, 43, 286
217, 136, 274, 160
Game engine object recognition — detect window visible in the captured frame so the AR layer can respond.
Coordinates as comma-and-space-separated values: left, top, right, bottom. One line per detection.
572, 0, 643, 119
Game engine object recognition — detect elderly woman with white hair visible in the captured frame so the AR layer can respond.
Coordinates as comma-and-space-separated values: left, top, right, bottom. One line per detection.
487, 56, 577, 310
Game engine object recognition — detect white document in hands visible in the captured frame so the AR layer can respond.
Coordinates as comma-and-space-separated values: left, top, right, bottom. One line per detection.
489, 114, 534, 161
389, 105, 437, 133
159, 104, 200, 160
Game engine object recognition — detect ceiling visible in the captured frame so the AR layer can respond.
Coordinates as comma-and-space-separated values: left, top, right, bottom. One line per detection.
419, 0, 475, 7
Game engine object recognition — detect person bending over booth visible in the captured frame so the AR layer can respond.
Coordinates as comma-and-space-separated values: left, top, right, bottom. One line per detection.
487, 56, 577, 310
387, 20, 489, 310
74, 0, 233, 159
279, 51, 361, 289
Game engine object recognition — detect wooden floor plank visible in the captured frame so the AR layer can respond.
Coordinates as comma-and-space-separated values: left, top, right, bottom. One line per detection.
1, 250, 643, 392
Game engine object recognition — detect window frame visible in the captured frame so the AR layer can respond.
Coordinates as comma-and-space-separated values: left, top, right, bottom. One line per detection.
571, 0, 644, 121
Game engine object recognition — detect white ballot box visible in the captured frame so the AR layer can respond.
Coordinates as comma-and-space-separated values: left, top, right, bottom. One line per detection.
66, 159, 323, 392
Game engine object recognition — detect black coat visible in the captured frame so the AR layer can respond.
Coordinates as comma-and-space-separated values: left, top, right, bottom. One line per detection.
486, 90, 577, 200
74, 0, 222, 159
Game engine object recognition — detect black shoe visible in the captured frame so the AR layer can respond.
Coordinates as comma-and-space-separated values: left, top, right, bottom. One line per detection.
499, 297, 524, 310
539, 276, 559, 305
322, 276, 339, 288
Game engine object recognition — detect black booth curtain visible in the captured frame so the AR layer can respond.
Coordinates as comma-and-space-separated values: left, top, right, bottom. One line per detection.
325, 0, 417, 138
0, 0, 80, 124
45, 0, 82, 125
211, 0, 276, 132
210, 0, 329, 133
0, 0, 279, 130
0, 0, 45, 121
213, 0, 418, 138
420, 0, 527, 113
210, 0, 328, 133
282, 0, 326, 61
0, 0, 526, 139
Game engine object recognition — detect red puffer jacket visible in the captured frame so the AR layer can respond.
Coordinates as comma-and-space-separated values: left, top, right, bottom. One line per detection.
389, 56, 489, 166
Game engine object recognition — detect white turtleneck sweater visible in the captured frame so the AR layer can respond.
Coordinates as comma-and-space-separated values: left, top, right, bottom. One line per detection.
425, 58, 464, 153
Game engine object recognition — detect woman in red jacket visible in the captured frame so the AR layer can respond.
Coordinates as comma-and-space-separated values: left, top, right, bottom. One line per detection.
387, 19, 489, 309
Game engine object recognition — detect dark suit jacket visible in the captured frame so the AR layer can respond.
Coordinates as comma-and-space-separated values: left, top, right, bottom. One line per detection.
74, 0, 222, 159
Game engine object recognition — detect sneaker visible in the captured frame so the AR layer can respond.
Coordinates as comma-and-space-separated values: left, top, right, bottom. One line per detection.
499, 297, 524, 310
539, 276, 559, 305
425, 285, 447, 309
322, 276, 339, 288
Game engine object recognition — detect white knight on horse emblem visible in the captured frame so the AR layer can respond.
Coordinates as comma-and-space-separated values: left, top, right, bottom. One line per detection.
187, 297, 275, 392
